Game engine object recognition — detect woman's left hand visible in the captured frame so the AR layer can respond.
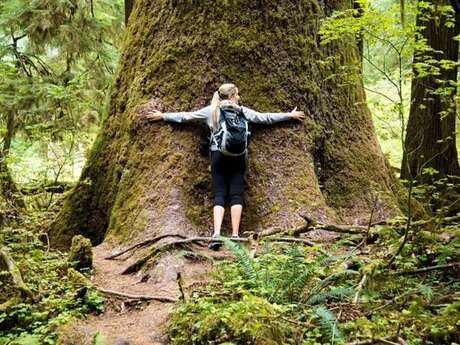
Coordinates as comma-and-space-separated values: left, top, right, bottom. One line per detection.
290, 107, 305, 121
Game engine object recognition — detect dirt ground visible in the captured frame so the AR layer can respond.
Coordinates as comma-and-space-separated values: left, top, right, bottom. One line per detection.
58, 229, 336, 345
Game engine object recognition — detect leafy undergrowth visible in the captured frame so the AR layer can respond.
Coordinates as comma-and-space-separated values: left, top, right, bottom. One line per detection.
168, 223, 460, 345
0, 211, 104, 345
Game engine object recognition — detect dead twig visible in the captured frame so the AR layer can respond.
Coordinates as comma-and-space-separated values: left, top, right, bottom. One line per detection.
353, 274, 367, 304
97, 287, 177, 303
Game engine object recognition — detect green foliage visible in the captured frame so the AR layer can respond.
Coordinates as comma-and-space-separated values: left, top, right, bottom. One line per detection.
168, 242, 359, 344
0, 224, 104, 344
0, 0, 123, 194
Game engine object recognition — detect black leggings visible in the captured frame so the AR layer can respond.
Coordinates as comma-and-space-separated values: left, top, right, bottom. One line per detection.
211, 151, 246, 207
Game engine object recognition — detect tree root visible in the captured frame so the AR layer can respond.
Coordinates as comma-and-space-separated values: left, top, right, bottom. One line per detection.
121, 237, 247, 274
257, 215, 375, 239
105, 233, 187, 260
97, 287, 177, 303
121, 235, 325, 275
0, 247, 35, 300
300, 214, 370, 235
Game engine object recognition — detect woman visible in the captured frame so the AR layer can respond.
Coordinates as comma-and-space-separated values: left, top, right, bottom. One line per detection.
144, 83, 305, 250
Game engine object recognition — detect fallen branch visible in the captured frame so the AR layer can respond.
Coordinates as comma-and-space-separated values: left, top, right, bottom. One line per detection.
0, 247, 35, 300
20, 181, 74, 195
353, 274, 367, 304
345, 336, 399, 345
97, 287, 177, 303
391, 262, 460, 276
300, 214, 369, 235
105, 233, 187, 260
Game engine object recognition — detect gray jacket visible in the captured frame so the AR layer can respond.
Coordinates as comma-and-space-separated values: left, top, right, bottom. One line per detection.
163, 104, 291, 126
163, 105, 291, 151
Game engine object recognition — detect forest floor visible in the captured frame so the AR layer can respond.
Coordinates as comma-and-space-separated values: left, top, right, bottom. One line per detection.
67, 230, 338, 345
69, 242, 235, 345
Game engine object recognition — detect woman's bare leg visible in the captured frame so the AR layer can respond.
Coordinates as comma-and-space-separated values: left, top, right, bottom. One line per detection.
213, 206, 225, 236
230, 204, 243, 237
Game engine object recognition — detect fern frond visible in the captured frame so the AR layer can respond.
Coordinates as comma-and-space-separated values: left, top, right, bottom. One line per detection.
312, 270, 359, 291
312, 306, 344, 342
307, 286, 354, 305
222, 238, 257, 284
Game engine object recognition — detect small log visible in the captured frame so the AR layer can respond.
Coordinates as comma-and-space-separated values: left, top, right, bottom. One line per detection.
97, 287, 177, 303
0, 247, 35, 300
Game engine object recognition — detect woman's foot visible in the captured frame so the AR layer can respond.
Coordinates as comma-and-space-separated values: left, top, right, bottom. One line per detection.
208, 234, 222, 251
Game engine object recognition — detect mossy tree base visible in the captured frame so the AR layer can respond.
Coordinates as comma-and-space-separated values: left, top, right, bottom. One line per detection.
50, 0, 403, 248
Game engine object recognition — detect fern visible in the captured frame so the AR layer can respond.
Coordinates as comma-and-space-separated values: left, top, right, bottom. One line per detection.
307, 286, 355, 305
314, 270, 360, 290
312, 306, 344, 343
222, 238, 257, 284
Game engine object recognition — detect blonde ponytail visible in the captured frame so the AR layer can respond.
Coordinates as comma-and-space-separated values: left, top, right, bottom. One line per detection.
210, 91, 220, 129
211, 83, 238, 129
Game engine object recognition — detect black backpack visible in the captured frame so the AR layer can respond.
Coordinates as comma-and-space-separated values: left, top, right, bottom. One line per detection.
211, 106, 249, 156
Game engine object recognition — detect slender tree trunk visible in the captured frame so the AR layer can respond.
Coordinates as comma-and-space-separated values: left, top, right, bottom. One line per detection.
50, 0, 404, 247
401, 0, 460, 181
124, 0, 135, 26
0, 111, 24, 210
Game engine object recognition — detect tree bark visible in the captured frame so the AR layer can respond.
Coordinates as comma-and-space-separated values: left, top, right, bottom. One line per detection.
50, 0, 403, 247
0, 110, 24, 210
401, 0, 460, 181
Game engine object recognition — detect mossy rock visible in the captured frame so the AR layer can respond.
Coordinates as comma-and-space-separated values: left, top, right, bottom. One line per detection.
68, 235, 93, 271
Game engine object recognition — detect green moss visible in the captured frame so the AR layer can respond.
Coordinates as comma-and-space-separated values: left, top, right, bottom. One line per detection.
51, 0, 403, 248
68, 235, 93, 271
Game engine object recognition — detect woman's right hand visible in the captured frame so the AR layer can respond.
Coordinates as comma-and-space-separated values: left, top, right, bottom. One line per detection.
143, 110, 164, 121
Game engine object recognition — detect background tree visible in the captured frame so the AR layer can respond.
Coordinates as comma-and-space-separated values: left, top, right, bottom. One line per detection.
401, 0, 460, 181
0, 0, 123, 212
50, 0, 405, 246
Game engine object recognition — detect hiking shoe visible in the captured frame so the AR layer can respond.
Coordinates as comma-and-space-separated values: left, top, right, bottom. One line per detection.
208, 234, 222, 251
230, 235, 240, 240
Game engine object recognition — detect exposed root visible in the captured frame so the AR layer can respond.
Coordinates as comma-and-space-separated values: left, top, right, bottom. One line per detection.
97, 287, 177, 303
105, 233, 187, 260
121, 235, 326, 275
300, 214, 370, 235
121, 237, 245, 274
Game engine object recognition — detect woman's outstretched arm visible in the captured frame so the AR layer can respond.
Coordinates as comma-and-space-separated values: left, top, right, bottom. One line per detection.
143, 106, 212, 124
242, 106, 305, 124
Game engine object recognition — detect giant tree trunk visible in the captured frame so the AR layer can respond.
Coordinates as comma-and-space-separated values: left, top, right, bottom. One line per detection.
50, 0, 403, 247
401, 0, 460, 181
